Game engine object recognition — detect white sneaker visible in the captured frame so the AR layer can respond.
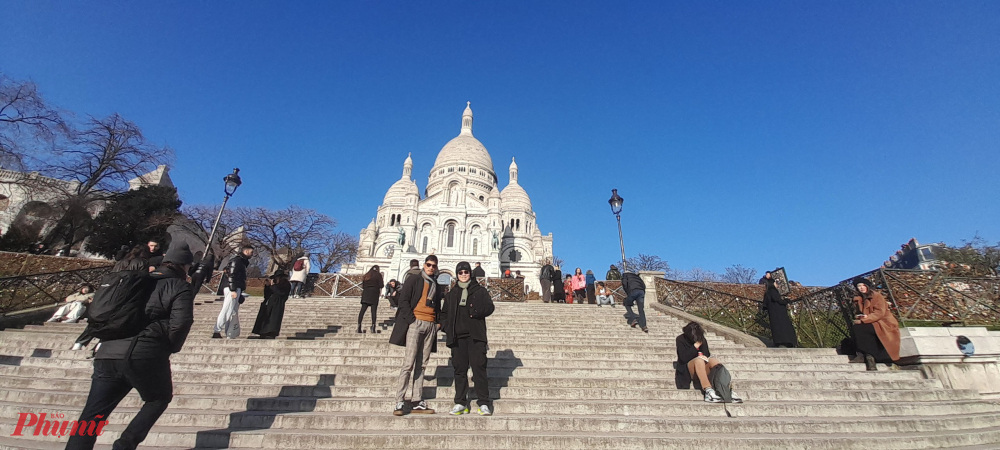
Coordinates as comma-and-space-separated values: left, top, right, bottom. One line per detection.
71, 343, 84, 351
449, 404, 469, 415
704, 388, 723, 403
478, 404, 492, 416
731, 391, 743, 403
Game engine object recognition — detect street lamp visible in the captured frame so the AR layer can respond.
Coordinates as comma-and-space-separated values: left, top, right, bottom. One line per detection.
608, 189, 627, 272
204, 168, 242, 257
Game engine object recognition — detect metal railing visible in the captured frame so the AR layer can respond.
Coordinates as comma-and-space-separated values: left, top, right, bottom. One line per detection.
0, 266, 113, 315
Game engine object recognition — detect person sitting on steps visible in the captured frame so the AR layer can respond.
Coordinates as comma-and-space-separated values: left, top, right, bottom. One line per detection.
595, 281, 615, 307
47, 284, 95, 323
675, 321, 742, 403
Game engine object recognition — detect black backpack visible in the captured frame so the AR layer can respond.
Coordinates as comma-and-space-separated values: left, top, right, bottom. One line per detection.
84, 270, 155, 341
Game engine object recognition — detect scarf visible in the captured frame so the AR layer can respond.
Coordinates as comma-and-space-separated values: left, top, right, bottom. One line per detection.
420, 269, 437, 307
457, 280, 471, 306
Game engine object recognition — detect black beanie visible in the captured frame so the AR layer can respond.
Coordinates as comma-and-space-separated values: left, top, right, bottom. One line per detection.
456, 261, 472, 274
163, 242, 194, 265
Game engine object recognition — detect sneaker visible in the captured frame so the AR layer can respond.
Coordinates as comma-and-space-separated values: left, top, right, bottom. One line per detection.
393, 401, 407, 416
641, 327, 649, 333
411, 400, 434, 414
71, 343, 83, 351
449, 404, 469, 415
731, 391, 743, 403
704, 388, 723, 403
629, 321, 638, 328
478, 404, 493, 416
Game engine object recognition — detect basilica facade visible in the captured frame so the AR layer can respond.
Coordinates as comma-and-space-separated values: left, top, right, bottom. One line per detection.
343, 103, 553, 292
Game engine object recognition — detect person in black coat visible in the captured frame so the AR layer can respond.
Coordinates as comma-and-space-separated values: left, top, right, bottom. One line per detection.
551, 266, 565, 303
440, 261, 496, 416
359, 265, 385, 334
253, 270, 291, 339
67, 243, 195, 450
384, 279, 401, 309
761, 271, 797, 348
674, 321, 742, 403
472, 262, 486, 279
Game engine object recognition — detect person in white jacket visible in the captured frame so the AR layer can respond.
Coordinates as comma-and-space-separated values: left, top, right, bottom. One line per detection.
290, 254, 310, 298
47, 285, 95, 323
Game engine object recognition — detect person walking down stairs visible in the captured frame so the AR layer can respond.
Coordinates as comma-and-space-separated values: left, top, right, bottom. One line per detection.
213, 244, 253, 339
359, 266, 384, 334
621, 271, 648, 333
441, 262, 496, 416
851, 278, 901, 371
675, 322, 743, 404
390, 255, 443, 416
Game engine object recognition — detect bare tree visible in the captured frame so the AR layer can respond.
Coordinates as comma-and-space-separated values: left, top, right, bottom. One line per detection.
232, 205, 337, 271
551, 255, 565, 269
722, 264, 759, 284
178, 204, 242, 259
314, 231, 359, 273
0, 74, 70, 169
624, 253, 671, 273
682, 267, 722, 282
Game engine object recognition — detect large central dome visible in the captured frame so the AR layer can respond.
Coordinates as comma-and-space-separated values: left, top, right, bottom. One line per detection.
430, 102, 495, 176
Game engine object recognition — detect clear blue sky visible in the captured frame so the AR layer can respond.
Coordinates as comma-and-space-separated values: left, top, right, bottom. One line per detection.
2, 1, 998, 286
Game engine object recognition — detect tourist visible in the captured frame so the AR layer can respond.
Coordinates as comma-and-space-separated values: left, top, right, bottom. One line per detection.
595, 281, 615, 307
551, 266, 566, 303
289, 253, 310, 298
761, 271, 797, 348
472, 262, 486, 279
252, 270, 291, 339
504, 269, 513, 279
606, 264, 622, 281
188, 250, 214, 296
564, 274, 575, 304
675, 321, 742, 403
441, 262, 495, 416
571, 268, 586, 304
402, 259, 420, 283
65, 243, 195, 450
113, 245, 148, 272
390, 255, 443, 416
359, 265, 385, 334
47, 285, 95, 323
622, 270, 648, 332
585, 270, 597, 304
141, 239, 163, 272
385, 279, 401, 309
539, 261, 554, 303
515, 270, 524, 279
213, 244, 252, 339
851, 278, 901, 371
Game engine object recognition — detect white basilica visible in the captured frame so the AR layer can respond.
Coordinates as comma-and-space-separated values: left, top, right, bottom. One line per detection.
343, 103, 553, 292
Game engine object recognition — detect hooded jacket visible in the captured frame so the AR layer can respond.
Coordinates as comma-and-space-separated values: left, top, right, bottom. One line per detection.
621, 272, 646, 294
440, 278, 495, 347
95, 266, 195, 359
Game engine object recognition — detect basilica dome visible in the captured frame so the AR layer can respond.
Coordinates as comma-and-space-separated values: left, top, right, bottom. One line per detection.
429, 102, 495, 177
500, 157, 531, 209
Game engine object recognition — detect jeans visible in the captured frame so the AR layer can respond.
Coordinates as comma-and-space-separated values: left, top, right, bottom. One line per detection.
65, 358, 173, 450
596, 295, 614, 306
395, 319, 436, 403
624, 290, 646, 328
451, 338, 490, 408
290, 281, 304, 297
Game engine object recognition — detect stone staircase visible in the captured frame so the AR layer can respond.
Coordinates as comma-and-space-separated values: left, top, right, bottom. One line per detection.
1, 295, 999, 449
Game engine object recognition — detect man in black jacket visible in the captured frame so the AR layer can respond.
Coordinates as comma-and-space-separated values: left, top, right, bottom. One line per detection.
471, 262, 486, 279
213, 244, 253, 338
389, 255, 443, 416
66, 244, 195, 450
441, 261, 495, 416
401, 258, 420, 283
539, 262, 554, 303
622, 271, 648, 333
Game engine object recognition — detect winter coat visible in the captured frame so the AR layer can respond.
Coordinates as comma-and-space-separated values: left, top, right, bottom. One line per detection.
472, 266, 486, 278
361, 271, 385, 306
855, 292, 901, 361
763, 279, 797, 347
65, 291, 94, 304
675, 334, 712, 389
290, 257, 310, 282
585, 272, 596, 287
551, 269, 565, 301
571, 274, 586, 291
227, 254, 250, 291
440, 278, 495, 348
96, 266, 195, 359
621, 272, 646, 294
389, 272, 443, 352
402, 267, 421, 284
540, 264, 554, 281
112, 257, 148, 273
606, 267, 622, 281
253, 279, 291, 337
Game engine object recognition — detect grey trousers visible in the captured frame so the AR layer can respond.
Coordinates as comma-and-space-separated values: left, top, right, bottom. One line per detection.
395, 319, 436, 403
540, 279, 552, 303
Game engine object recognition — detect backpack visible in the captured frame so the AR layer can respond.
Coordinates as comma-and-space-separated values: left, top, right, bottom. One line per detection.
708, 364, 734, 403
83, 270, 155, 341
293, 259, 305, 272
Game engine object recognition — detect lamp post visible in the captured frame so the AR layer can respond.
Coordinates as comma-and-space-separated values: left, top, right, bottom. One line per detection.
204, 168, 242, 256
608, 189, 626, 272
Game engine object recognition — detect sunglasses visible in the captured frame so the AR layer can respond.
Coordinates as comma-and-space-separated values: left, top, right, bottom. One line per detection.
457, 270, 471, 275
425, 263, 437, 268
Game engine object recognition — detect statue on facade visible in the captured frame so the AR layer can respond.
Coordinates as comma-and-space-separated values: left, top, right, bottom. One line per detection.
397, 227, 406, 246
491, 230, 499, 250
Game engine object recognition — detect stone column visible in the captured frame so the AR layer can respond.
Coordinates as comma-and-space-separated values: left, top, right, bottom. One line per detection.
639, 271, 665, 305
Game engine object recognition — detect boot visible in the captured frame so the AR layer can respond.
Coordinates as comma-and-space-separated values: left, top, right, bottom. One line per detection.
356, 324, 364, 334
370, 325, 377, 334
864, 354, 877, 371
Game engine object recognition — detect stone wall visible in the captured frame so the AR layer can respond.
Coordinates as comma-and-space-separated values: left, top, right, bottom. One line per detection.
0, 252, 112, 277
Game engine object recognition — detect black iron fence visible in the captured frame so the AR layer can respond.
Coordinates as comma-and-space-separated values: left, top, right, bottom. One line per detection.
0, 266, 113, 315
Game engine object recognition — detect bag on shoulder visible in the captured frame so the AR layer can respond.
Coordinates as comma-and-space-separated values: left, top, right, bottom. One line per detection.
708, 364, 734, 403
83, 270, 155, 341
293, 259, 305, 272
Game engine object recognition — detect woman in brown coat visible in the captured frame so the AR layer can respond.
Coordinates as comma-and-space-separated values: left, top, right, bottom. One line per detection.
851, 278, 901, 370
